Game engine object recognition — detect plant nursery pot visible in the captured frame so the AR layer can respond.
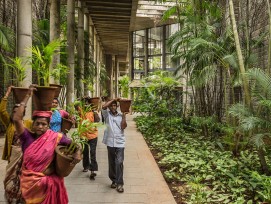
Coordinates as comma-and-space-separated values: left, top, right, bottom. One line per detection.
61, 118, 73, 134
12, 87, 29, 104
55, 145, 78, 177
119, 99, 132, 113
49, 84, 63, 98
88, 97, 100, 111
32, 86, 57, 111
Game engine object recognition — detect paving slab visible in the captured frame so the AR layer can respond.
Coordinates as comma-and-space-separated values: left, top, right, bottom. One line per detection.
0, 114, 176, 204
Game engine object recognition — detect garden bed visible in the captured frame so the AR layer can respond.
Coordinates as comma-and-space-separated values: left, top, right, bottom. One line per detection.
135, 115, 271, 204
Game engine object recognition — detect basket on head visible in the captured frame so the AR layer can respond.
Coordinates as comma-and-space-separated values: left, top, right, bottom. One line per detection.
32, 86, 57, 111
119, 99, 132, 113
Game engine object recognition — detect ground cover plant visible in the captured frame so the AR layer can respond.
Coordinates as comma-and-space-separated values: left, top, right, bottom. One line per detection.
135, 115, 271, 203
133, 70, 271, 203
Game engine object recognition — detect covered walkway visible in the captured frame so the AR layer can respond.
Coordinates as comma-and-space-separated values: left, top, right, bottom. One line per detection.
0, 114, 176, 204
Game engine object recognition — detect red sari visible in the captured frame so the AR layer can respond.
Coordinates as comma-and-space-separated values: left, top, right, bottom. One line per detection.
20, 130, 68, 204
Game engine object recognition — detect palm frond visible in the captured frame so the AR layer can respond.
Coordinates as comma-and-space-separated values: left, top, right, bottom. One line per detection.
251, 133, 266, 148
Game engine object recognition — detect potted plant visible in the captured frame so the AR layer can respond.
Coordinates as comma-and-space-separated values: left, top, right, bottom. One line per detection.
28, 40, 67, 110
55, 102, 100, 177
118, 75, 132, 112
5, 57, 30, 103
118, 75, 130, 98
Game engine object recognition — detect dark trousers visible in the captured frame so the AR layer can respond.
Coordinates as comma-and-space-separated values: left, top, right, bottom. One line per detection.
107, 146, 124, 185
83, 138, 98, 171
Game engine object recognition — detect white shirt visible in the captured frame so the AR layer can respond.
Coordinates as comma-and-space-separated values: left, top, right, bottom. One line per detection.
101, 109, 125, 147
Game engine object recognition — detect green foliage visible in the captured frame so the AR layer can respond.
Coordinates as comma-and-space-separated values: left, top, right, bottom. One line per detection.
135, 115, 270, 203
5, 57, 27, 86
29, 40, 64, 86
0, 23, 15, 63
33, 19, 50, 46
65, 101, 101, 154
133, 71, 182, 117
250, 171, 271, 202
229, 68, 271, 149
118, 75, 130, 98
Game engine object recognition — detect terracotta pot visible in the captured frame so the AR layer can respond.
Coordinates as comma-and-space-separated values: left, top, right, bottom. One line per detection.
101, 96, 110, 102
61, 118, 73, 134
49, 84, 63, 98
55, 145, 77, 177
119, 99, 132, 113
88, 97, 100, 111
12, 87, 29, 104
32, 86, 57, 111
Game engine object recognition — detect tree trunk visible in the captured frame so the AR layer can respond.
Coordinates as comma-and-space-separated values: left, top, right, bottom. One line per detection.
257, 148, 271, 175
228, 0, 251, 106
49, 0, 61, 84
78, 0, 85, 98
66, 0, 75, 105
17, 0, 32, 119
266, 0, 271, 74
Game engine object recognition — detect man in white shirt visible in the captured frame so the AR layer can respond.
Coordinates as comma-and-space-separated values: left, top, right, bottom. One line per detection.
101, 98, 127, 193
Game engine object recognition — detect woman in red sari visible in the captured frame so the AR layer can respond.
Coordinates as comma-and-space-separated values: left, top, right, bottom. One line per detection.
12, 85, 81, 204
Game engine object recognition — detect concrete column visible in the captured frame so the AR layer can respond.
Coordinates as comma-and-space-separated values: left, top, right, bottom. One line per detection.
115, 55, 119, 98
162, 25, 166, 70
84, 14, 90, 96
129, 32, 134, 80
78, 1, 84, 97
17, 0, 32, 119
144, 29, 149, 76
49, 0, 61, 84
105, 54, 112, 97
66, 0, 75, 105
95, 41, 100, 96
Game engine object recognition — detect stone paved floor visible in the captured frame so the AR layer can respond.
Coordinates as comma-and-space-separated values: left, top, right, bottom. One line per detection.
0, 114, 176, 204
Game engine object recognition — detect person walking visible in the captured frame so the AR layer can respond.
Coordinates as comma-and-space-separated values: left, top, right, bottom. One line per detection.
1, 86, 32, 203
76, 99, 100, 180
0, 86, 32, 162
50, 97, 73, 133
101, 98, 127, 193
12, 85, 81, 203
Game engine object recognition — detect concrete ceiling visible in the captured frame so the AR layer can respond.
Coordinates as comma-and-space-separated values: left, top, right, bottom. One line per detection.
84, 0, 133, 58
83, 0, 175, 60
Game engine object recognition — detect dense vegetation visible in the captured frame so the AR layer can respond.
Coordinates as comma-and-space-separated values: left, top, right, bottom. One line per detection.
133, 71, 271, 203
132, 1, 271, 203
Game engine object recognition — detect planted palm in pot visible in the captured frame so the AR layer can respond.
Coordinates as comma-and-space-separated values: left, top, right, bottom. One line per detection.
29, 40, 68, 110
55, 102, 100, 177
5, 57, 30, 103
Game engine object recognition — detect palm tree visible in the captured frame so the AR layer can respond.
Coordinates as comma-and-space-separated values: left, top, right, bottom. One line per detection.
229, 68, 271, 175
0, 23, 15, 63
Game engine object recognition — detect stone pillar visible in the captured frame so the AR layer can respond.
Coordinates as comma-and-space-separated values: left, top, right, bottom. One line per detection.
96, 41, 100, 96
129, 32, 134, 80
115, 55, 119, 98
105, 54, 112, 97
84, 14, 90, 96
78, 1, 84, 97
162, 25, 166, 70
17, 0, 32, 119
49, 0, 61, 84
144, 29, 149, 76
66, 0, 75, 105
